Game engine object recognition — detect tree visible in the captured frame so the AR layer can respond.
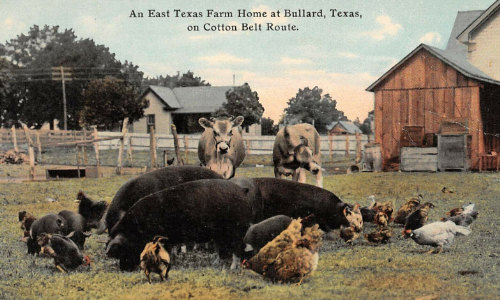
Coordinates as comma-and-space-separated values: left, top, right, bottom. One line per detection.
261, 117, 278, 135
79, 77, 147, 130
283, 86, 346, 134
0, 25, 143, 129
358, 110, 374, 134
213, 83, 264, 128
142, 70, 210, 89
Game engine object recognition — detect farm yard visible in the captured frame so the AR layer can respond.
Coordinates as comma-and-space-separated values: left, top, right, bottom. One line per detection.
0, 161, 499, 299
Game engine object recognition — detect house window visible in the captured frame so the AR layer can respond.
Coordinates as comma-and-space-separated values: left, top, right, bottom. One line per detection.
147, 114, 155, 133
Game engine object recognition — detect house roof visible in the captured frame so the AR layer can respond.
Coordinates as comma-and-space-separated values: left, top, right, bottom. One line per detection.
143, 85, 233, 114
326, 121, 362, 134
457, 0, 500, 42
366, 43, 500, 92
446, 10, 484, 57
172, 86, 233, 114
144, 86, 181, 109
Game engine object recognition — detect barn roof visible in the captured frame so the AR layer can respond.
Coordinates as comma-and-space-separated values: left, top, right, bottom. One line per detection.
446, 10, 484, 56
457, 0, 500, 42
142, 85, 233, 114
366, 43, 500, 92
326, 121, 362, 134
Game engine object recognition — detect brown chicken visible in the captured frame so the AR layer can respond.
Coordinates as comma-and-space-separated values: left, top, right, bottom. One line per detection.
339, 225, 360, 245
394, 194, 423, 224
374, 211, 388, 228
243, 218, 323, 284
373, 201, 394, 221
445, 207, 463, 217
403, 202, 435, 236
140, 236, 171, 284
364, 227, 393, 244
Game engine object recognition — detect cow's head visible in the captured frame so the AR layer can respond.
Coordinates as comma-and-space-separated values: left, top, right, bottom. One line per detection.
287, 132, 320, 175
199, 116, 244, 155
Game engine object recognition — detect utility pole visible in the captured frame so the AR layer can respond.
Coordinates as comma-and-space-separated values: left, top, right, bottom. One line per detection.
52, 66, 72, 130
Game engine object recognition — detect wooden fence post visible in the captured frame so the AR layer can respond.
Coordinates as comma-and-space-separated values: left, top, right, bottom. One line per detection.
116, 118, 129, 175
171, 124, 184, 165
184, 136, 189, 164
328, 134, 333, 160
36, 131, 42, 163
345, 135, 350, 158
92, 126, 100, 169
163, 150, 169, 167
11, 126, 19, 152
149, 126, 157, 169
21, 124, 35, 180
82, 129, 87, 166
245, 139, 251, 155
127, 136, 133, 166
76, 144, 81, 178
355, 133, 362, 164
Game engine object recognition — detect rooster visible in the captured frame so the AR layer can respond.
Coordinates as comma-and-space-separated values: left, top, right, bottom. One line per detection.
403, 202, 435, 236
243, 218, 323, 284
339, 225, 360, 245
394, 194, 423, 224
374, 211, 388, 228
140, 236, 171, 284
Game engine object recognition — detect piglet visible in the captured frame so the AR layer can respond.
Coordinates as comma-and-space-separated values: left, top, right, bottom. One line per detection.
37, 233, 90, 272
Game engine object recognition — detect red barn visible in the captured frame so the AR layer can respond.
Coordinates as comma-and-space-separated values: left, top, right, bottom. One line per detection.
367, 5, 500, 171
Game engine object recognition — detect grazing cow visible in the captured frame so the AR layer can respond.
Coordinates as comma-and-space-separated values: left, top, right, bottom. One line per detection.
28, 214, 67, 254
102, 166, 223, 233
37, 233, 91, 272
198, 116, 246, 179
231, 177, 351, 231
273, 123, 323, 187
106, 179, 253, 271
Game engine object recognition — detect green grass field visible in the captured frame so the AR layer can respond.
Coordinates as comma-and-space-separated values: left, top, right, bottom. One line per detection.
0, 165, 499, 299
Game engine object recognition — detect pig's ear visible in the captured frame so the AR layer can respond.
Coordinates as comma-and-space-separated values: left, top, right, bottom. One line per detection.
83, 232, 92, 238
353, 203, 360, 212
343, 207, 350, 216
66, 231, 75, 239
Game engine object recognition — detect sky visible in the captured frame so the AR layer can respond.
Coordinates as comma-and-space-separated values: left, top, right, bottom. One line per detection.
0, 0, 495, 122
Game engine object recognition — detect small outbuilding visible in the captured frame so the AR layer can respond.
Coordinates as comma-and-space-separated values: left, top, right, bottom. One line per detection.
366, 2, 500, 170
327, 121, 362, 135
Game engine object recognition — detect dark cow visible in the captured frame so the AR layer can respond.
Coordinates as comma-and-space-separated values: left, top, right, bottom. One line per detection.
273, 123, 323, 187
231, 177, 350, 230
28, 214, 67, 254
37, 233, 90, 272
102, 166, 223, 233
198, 116, 246, 179
106, 179, 253, 271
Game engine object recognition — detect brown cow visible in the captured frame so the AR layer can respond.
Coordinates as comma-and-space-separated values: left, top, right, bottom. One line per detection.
198, 116, 246, 179
273, 123, 323, 187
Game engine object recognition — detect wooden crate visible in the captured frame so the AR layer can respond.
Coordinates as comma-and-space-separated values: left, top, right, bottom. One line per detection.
400, 147, 437, 172
400, 126, 424, 147
437, 134, 469, 171
439, 118, 469, 134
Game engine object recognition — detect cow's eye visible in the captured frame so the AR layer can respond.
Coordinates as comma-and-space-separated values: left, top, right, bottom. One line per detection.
214, 131, 219, 136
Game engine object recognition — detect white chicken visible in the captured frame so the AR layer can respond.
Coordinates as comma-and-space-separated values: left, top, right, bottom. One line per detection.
409, 221, 470, 254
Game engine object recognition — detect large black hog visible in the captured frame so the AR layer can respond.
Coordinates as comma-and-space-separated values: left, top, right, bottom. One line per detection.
103, 166, 223, 232
28, 214, 67, 254
58, 210, 91, 249
231, 177, 350, 230
106, 179, 253, 271
76, 191, 108, 231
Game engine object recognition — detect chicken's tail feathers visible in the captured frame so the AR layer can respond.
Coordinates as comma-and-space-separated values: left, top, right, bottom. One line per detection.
455, 225, 471, 236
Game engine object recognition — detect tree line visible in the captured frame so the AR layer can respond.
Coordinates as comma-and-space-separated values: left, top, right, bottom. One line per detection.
0, 25, 370, 134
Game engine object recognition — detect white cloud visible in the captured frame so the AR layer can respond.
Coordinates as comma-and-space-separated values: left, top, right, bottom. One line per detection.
338, 52, 359, 59
362, 15, 402, 41
197, 53, 251, 65
419, 32, 441, 45
280, 57, 313, 65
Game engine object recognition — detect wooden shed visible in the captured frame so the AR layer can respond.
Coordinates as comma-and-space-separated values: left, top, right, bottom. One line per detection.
366, 43, 500, 170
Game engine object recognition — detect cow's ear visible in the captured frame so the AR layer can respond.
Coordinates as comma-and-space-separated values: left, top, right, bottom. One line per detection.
199, 118, 213, 129
232, 116, 244, 127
